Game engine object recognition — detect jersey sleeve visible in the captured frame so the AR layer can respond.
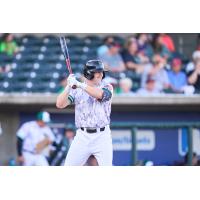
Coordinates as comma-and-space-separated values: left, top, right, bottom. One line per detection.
16, 123, 29, 140
100, 84, 113, 102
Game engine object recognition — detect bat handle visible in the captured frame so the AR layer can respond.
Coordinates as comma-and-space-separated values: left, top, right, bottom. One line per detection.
72, 85, 77, 89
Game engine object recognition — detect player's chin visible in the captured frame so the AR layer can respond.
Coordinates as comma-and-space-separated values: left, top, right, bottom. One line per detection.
96, 78, 102, 84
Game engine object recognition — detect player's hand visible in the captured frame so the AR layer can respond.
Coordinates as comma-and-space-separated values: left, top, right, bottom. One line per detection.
68, 77, 77, 88
73, 80, 87, 90
67, 74, 76, 84
17, 156, 24, 165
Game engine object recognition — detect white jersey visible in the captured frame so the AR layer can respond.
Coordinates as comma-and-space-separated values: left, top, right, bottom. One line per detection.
17, 121, 55, 154
68, 81, 113, 128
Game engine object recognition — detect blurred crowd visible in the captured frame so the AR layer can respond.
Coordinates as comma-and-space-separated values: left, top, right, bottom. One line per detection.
1, 33, 200, 95
96, 34, 200, 95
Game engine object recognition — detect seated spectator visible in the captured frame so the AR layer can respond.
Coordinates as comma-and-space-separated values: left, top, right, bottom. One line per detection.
188, 59, 200, 93
141, 54, 170, 92
186, 50, 200, 73
159, 33, 175, 52
151, 34, 171, 61
0, 33, 18, 56
115, 77, 134, 96
99, 41, 125, 73
121, 37, 144, 73
0, 64, 11, 74
167, 58, 187, 93
137, 76, 161, 96
137, 33, 154, 59
97, 36, 114, 57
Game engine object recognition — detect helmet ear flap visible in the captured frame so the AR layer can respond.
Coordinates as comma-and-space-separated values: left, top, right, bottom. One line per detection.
83, 68, 95, 80
102, 71, 105, 79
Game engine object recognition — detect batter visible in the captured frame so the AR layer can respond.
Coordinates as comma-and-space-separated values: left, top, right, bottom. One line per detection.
56, 60, 113, 166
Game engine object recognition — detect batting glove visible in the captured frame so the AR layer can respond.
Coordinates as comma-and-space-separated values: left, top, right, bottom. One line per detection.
67, 74, 76, 84
73, 79, 87, 90
64, 74, 75, 93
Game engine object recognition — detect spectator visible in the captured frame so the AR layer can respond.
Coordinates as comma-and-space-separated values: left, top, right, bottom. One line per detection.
159, 33, 175, 52
0, 64, 11, 74
121, 37, 144, 73
188, 59, 200, 93
184, 153, 200, 166
141, 54, 170, 92
0, 33, 18, 56
167, 58, 187, 93
151, 34, 171, 61
137, 33, 154, 59
186, 50, 200, 73
49, 125, 75, 166
137, 76, 161, 95
98, 41, 125, 73
97, 36, 114, 57
116, 77, 134, 96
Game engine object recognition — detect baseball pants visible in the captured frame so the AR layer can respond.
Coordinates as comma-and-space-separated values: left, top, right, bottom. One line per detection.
23, 152, 49, 166
64, 125, 113, 166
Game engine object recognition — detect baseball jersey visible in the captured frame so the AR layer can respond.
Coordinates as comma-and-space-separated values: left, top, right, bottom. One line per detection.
17, 121, 55, 153
68, 81, 113, 128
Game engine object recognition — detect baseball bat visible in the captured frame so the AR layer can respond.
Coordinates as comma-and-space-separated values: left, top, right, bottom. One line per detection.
59, 36, 76, 89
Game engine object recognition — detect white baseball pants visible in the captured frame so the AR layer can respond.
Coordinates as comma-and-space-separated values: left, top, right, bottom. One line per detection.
64, 125, 113, 166
23, 152, 49, 166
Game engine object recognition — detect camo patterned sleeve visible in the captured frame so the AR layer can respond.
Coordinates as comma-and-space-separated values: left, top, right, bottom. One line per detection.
100, 84, 113, 102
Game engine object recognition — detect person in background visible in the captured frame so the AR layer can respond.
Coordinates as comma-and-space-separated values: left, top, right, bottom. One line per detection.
121, 37, 144, 74
185, 153, 200, 166
0, 33, 18, 56
188, 58, 200, 93
16, 111, 55, 166
49, 125, 75, 166
98, 41, 125, 73
137, 33, 154, 60
137, 76, 161, 96
116, 77, 134, 96
151, 34, 171, 61
141, 54, 170, 92
186, 50, 200, 73
167, 58, 187, 93
97, 36, 114, 57
159, 33, 175, 52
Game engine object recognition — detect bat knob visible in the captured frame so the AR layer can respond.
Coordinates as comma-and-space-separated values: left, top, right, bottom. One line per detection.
72, 85, 77, 89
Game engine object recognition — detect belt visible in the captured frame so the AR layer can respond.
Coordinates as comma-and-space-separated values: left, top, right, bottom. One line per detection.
81, 127, 105, 134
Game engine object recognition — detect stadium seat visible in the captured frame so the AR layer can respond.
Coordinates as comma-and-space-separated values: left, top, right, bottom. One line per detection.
0, 53, 14, 63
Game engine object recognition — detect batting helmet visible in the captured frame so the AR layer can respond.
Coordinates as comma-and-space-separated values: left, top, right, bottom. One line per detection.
83, 60, 107, 80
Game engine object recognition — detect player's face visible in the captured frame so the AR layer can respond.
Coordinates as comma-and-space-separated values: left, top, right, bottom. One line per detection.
93, 72, 103, 84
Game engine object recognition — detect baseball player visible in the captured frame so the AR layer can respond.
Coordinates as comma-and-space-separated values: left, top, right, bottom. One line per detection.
56, 60, 113, 166
16, 111, 55, 166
